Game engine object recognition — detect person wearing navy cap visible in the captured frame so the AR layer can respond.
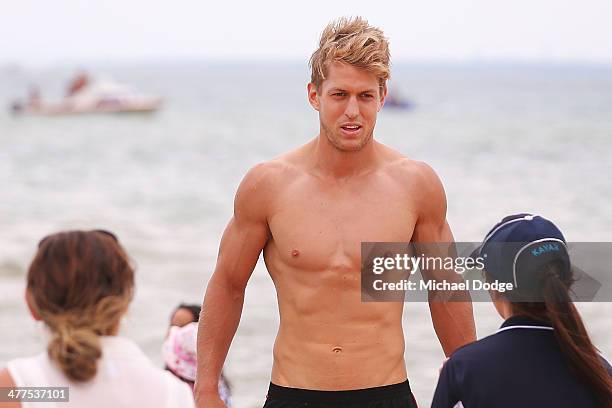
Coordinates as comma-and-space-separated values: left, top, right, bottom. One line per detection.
431, 213, 612, 408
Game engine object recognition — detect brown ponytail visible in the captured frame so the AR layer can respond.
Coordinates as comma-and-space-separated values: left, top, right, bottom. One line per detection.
47, 320, 102, 382
27, 230, 134, 382
512, 261, 612, 407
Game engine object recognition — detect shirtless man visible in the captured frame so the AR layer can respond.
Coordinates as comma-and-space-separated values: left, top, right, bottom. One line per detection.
195, 17, 476, 408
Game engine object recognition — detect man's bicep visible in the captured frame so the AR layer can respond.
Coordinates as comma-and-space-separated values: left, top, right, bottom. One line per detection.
410, 163, 457, 284
213, 214, 269, 290
411, 162, 453, 243
212, 164, 272, 290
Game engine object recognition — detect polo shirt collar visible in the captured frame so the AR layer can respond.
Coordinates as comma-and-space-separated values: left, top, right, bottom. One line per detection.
500, 315, 553, 330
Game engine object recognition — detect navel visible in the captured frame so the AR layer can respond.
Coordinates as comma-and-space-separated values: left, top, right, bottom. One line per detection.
332, 346, 343, 353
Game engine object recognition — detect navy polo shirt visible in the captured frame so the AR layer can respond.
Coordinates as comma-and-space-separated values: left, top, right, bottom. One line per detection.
431, 315, 612, 408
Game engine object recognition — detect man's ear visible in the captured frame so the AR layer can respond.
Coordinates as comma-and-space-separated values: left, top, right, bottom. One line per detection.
378, 83, 388, 112
25, 289, 42, 321
307, 82, 320, 111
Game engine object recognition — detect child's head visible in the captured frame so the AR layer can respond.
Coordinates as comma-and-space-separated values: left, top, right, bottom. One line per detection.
170, 303, 201, 327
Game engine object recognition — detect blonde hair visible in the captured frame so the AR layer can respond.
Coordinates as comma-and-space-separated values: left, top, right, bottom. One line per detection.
43, 296, 131, 381
28, 230, 134, 382
309, 17, 390, 90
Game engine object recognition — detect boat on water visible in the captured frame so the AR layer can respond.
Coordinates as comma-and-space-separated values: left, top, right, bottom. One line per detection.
10, 79, 162, 116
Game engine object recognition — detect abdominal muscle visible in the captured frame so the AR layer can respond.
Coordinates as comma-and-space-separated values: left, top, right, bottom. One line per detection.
267, 260, 408, 390
271, 318, 408, 390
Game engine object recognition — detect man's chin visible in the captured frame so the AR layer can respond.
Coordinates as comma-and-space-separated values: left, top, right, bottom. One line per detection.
329, 134, 372, 152
339, 143, 366, 152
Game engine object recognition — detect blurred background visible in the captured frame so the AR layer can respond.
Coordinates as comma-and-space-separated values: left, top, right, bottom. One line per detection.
1, 1, 611, 406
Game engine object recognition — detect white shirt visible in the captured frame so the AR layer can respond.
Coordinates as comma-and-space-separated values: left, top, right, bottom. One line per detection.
7, 336, 195, 408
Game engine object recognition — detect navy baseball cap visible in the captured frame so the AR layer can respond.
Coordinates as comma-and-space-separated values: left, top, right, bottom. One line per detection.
473, 213, 571, 298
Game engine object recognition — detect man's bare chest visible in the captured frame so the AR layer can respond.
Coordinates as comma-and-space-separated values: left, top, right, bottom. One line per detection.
266, 183, 417, 271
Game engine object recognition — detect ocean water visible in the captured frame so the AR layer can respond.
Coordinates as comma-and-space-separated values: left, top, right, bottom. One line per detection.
1, 61, 611, 407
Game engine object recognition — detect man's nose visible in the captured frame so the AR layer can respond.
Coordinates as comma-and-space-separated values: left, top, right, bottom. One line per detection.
344, 96, 359, 119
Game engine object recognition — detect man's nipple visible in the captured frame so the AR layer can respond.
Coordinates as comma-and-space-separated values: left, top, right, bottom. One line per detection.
291, 249, 300, 257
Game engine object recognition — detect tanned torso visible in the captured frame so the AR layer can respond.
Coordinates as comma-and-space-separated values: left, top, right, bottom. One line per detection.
195, 61, 474, 407
261, 140, 422, 390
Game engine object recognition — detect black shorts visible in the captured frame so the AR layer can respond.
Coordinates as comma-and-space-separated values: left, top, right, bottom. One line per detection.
263, 380, 418, 408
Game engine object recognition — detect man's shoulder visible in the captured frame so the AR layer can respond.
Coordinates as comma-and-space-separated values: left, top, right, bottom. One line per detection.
372, 143, 434, 176
242, 157, 300, 187
383, 155, 440, 189
244, 141, 314, 183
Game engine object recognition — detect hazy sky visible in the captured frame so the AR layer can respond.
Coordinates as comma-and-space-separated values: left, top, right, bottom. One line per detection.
2, 0, 612, 66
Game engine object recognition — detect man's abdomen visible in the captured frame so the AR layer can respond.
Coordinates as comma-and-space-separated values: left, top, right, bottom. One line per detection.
270, 319, 407, 390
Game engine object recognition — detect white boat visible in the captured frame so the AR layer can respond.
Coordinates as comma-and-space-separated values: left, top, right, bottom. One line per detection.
11, 80, 162, 115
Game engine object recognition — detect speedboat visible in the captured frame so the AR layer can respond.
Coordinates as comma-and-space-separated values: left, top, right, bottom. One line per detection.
11, 80, 162, 115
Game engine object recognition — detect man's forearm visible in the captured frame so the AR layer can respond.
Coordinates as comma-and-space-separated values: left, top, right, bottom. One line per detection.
195, 274, 245, 398
429, 300, 476, 356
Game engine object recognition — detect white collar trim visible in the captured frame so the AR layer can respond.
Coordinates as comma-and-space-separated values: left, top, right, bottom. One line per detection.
497, 325, 554, 333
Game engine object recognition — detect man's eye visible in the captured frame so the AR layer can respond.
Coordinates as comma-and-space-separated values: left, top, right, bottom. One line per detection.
333, 92, 346, 97
361, 93, 373, 98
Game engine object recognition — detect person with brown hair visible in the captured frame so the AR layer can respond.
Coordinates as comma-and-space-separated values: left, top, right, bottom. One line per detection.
195, 16, 476, 408
432, 214, 612, 408
0, 230, 195, 408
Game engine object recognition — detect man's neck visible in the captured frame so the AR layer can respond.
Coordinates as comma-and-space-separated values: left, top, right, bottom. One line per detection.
310, 133, 379, 179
